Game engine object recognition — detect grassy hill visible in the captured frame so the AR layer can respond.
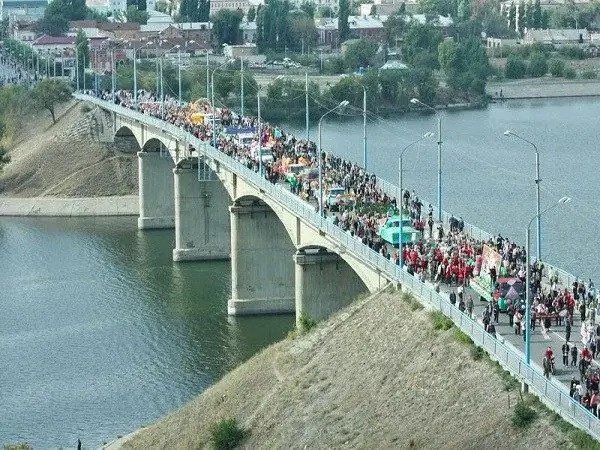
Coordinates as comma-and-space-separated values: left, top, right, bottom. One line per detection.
120, 288, 593, 449
0, 100, 137, 197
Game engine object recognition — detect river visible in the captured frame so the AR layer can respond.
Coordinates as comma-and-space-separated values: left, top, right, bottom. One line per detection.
0, 217, 293, 448
1, 97, 599, 448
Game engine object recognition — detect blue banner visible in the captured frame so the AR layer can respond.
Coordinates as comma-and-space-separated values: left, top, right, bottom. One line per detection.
225, 126, 257, 135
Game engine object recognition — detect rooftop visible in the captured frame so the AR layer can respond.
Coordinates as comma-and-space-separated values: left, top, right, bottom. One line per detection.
33, 35, 76, 45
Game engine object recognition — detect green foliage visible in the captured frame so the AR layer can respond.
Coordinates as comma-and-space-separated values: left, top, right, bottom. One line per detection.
247, 5, 256, 21
508, 2, 516, 31
452, 328, 472, 344
344, 39, 378, 71
256, 0, 292, 52
288, 11, 319, 53
209, 418, 245, 450
470, 345, 484, 360
125, 5, 148, 24
559, 45, 586, 60
75, 29, 90, 86
512, 401, 538, 428
401, 292, 424, 310
338, 0, 351, 41
482, 13, 518, 39
32, 79, 72, 123
528, 52, 547, 77
38, 0, 87, 35
493, 362, 520, 391
299, 310, 317, 332
403, 24, 443, 70
431, 311, 454, 331
570, 430, 600, 449
300, 1, 315, 18
581, 69, 597, 79
3, 444, 32, 450
212, 9, 243, 46
517, 3, 525, 33
505, 54, 527, 79
0, 144, 10, 171
418, 0, 457, 16
438, 39, 459, 73
563, 66, 576, 78
383, 13, 407, 46
548, 58, 565, 77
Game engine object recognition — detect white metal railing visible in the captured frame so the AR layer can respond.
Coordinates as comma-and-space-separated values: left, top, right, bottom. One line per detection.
78, 94, 600, 440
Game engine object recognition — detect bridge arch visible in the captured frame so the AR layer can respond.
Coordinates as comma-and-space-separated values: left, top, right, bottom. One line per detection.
115, 125, 142, 150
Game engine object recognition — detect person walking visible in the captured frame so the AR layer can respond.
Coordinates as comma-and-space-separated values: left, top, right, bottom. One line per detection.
562, 342, 570, 366
466, 295, 474, 319
566, 319, 571, 343
449, 290, 456, 306
493, 301, 500, 323
571, 343, 578, 367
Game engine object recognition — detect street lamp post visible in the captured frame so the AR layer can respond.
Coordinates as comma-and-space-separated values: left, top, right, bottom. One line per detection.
305, 72, 309, 142
240, 50, 244, 117
504, 130, 542, 261
133, 41, 152, 110
257, 75, 284, 176
75, 45, 80, 91
211, 59, 234, 149
411, 98, 443, 223
318, 100, 349, 222
398, 132, 434, 266
524, 196, 570, 382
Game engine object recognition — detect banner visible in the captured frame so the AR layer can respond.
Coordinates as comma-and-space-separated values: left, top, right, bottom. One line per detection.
225, 126, 257, 135
477, 244, 502, 285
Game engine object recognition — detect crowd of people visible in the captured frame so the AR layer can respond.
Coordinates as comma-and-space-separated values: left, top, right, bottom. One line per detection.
93, 88, 600, 412
0, 50, 38, 87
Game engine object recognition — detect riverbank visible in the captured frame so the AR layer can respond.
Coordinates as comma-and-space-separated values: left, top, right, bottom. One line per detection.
0, 195, 138, 216
486, 78, 600, 99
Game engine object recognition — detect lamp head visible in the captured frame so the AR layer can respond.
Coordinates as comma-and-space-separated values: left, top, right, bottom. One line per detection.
275, 75, 284, 81
227, 58, 235, 63
423, 132, 434, 138
558, 196, 571, 204
503, 130, 513, 136
339, 100, 349, 107
410, 98, 419, 104
188, 40, 196, 44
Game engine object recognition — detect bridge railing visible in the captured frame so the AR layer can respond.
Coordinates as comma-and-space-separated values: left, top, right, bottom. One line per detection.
79, 94, 600, 440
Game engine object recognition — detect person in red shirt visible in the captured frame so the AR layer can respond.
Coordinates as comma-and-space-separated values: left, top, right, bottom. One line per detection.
545, 346, 554, 361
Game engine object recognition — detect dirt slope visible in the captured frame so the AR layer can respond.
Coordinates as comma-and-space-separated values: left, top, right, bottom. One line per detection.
0, 101, 137, 197
123, 290, 575, 450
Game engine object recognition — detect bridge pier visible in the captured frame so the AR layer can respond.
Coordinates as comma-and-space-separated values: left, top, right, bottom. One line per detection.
228, 199, 295, 315
172, 165, 231, 262
137, 151, 175, 229
294, 248, 368, 326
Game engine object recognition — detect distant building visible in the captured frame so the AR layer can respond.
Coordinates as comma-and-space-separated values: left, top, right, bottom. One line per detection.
359, 0, 418, 16
69, 20, 103, 38
32, 34, 76, 55
522, 28, 590, 46
140, 9, 173, 33
11, 20, 36, 42
2, 0, 48, 21
315, 17, 338, 48
97, 21, 140, 39
348, 15, 387, 41
223, 43, 256, 58
208, 0, 262, 17
239, 20, 256, 44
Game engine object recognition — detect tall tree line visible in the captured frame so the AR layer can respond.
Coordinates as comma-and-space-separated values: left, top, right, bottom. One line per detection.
179, 0, 210, 22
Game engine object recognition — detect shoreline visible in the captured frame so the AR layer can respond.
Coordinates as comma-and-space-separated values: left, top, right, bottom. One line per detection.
486, 79, 600, 100
0, 195, 138, 217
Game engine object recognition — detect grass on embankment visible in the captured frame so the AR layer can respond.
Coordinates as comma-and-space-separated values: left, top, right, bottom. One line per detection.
120, 287, 588, 449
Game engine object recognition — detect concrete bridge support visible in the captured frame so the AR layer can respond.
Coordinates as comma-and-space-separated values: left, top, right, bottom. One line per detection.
229, 199, 296, 315
172, 165, 231, 262
294, 248, 368, 326
137, 151, 175, 229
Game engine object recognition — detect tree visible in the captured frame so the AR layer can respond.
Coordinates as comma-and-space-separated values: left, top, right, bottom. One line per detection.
178, 0, 197, 21
197, 0, 210, 21
505, 54, 527, 78
212, 9, 243, 46
548, 58, 565, 76
247, 5, 256, 21
457, 0, 470, 21
533, 0, 542, 27
402, 23, 443, 69
126, 5, 149, 24
317, 6, 333, 18
338, 0, 350, 42
300, 1, 315, 19
483, 12, 519, 38
528, 52, 547, 76
33, 79, 72, 123
71, 0, 87, 20
508, 2, 516, 31
156, 0, 169, 13
524, 1, 533, 28
37, 14, 69, 35
75, 29, 89, 86
384, 13, 407, 47
289, 11, 318, 52
438, 39, 460, 73
344, 39, 378, 71
517, 3, 525, 33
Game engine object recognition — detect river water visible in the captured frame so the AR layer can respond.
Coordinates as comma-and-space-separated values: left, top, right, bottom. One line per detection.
1, 98, 599, 448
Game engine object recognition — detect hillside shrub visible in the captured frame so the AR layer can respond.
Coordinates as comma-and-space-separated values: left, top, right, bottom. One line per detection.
453, 328, 473, 345
563, 67, 577, 79
431, 311, 453, 331
512, 402, 538, 428
581, 70, 597, 79
402, 292, 424, 311
210, 418, 245, 450
528, 53, 548, 77
505, 54, 527, 79
548, 58, 565, 77
559, 45, 586, 60
299, 310, 317, 332
470, 345, 484, 360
